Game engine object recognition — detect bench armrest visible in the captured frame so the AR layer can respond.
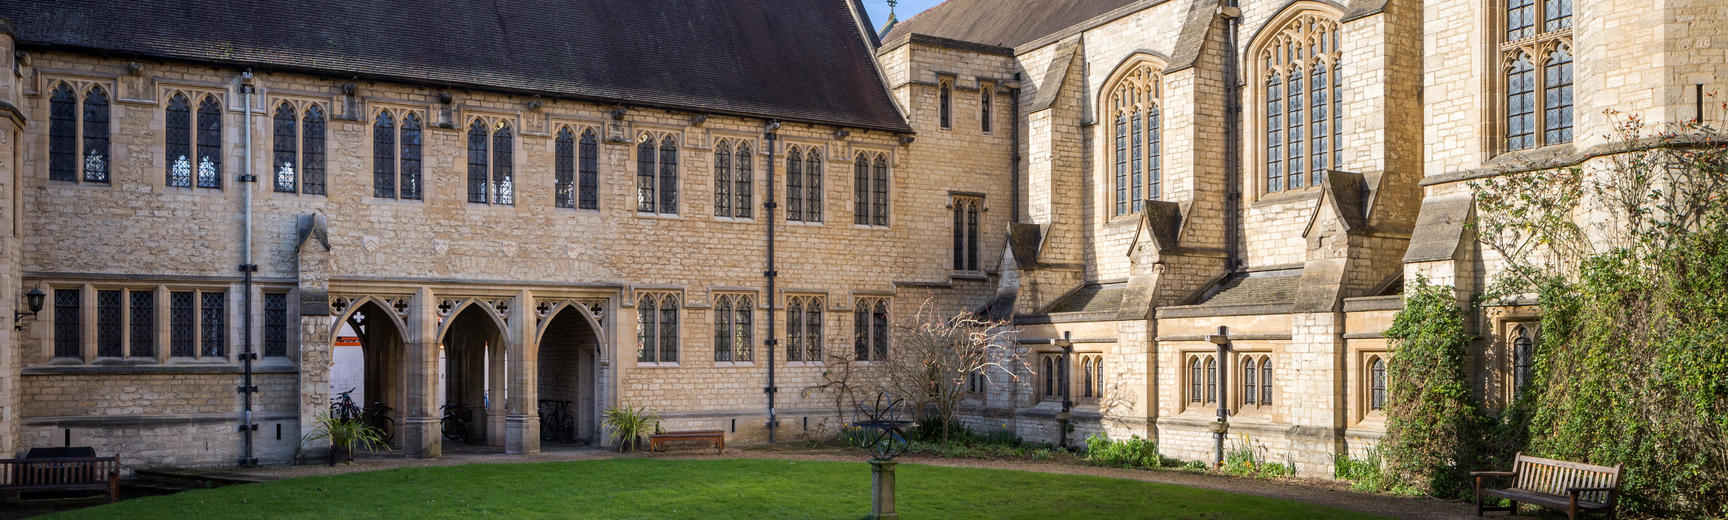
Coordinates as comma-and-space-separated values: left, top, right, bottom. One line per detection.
1468, 471, 1516, 477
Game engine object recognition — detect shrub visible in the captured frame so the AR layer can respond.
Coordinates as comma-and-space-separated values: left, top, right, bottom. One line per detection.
1083, 434, 1166, 469
602, 403, 660, 452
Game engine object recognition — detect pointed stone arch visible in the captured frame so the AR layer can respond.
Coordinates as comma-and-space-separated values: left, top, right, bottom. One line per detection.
435, 297, 513, 346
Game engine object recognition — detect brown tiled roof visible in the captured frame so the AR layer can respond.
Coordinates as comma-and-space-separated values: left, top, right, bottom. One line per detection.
4, 0, 913, 133
883, 0, 1139, 48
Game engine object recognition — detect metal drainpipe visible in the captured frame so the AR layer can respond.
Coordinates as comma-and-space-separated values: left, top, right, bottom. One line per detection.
763, 121, 781, 443
1010, 80, 1022, 223
238, 71, 259, 466
1222, 1, 1243, 272
1057, 331, 1073, 449
1208, 326, 1231, 467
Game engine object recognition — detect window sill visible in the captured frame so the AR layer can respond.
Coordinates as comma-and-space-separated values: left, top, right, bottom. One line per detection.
713, 360, 756, 367
636, 212, 682, 220
466, 202, 518, 208
1251, 187, 1323, 207
786, 219, 825, 227
852, 224, 891, 230
712, 215, 756, 224
783, 361, 824, 367
950, 272, 988, 281
633, 362, 681, 368
367, 197, 425, 204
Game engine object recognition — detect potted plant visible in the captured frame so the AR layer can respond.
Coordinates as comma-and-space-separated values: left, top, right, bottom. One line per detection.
602, 403, 660, 452
302, 412, 390, 465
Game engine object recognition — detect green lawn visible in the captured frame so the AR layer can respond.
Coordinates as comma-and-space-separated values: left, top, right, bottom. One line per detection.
56, 458, 1387, 519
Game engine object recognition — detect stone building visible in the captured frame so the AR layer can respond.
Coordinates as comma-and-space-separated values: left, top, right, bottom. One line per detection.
0, 0, 1721, 477
880, 0, 1725, 476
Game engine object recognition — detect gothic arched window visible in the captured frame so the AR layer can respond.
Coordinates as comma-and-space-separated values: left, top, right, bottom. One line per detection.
800, 148, 820, 222
736, 142, 755, 219
714, 294, 754, 362
49, 83, 77, 182
1204, 356, 1217, 404
492, 121, 514, 204
1369, 356, 1387, 411
637, 134, 656, 212
938, 79, 952, 130
195, 95, 223, 189
557, 127, 576, 208
786, 147, 802, 220
637, 292, 680, 364
716, 139, 736, 217
401, 113, 423, 200
1512, 325, 1534, 395
271, 102, 325, 195
1103, 60, 1164, 215
373, 113, 397, 198
1189, 356, 1203, 403
81, 85, 110, 183
854, 152, 890, 226
787, 295, 824, 362
1244, 358, 1257, 405
467, 119, 489, 203
165, 93, 192, 187
1501, 0, 1572, 151
1260, 356, 1273, 405
578, 129, 598, 210
302, 105, 326, 195
1253, 10, 1342, 194
658, 136, 679, 212
273, 103, 298, 193
981, 87, 993, 133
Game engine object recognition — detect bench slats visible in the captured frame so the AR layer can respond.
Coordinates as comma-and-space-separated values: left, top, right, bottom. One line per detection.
0, 456, 120, 502
1481, 453, 1620, 519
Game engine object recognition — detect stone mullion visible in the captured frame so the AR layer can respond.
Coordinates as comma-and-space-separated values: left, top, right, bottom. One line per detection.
505, 289, 539, 454
403, 287, 439, 458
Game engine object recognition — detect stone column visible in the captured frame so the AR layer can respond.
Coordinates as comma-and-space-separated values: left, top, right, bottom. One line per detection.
505, 289, 540, 454
402, 287, 440, 458
485, 317, 506, 449
294, 214, 333, 462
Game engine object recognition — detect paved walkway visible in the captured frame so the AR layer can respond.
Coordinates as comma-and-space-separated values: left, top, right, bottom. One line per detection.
210, 444, 1480, 519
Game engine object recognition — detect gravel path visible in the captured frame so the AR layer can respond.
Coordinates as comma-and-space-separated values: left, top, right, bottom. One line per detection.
213, 445, 1479, 520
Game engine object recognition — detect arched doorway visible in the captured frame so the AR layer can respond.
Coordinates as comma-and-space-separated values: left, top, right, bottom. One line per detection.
537, 304, 602, 446
331, 298, 409, 450
438, 302, 509, 449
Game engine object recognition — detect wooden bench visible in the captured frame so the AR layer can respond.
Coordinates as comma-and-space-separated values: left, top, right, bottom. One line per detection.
1472, 453, 1622, 519
0, 455, 121, 503
647, 430, 724, 454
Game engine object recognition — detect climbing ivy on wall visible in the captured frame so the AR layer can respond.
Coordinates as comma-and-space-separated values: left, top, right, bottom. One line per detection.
1381, 278, 1483, 497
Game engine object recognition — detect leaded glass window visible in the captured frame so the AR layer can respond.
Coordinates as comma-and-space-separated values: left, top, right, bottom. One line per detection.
1244, 358, 1257, 405
636, 293, 679, 363
938, 81, 951, 129
1369, 357, 1386, 411
981, 88, 992, 133
717, 141, 737, 217
800, 149, 817, 222
264, 292, 288, 358
557, 127, 576, 209
166, 94, 193, 187
1106, 62, 1163, 213
853, 297, 889, 361
1507, 53, 1537, 151
374, 112, 397, 199
951, 196, 981, 272
1260, 356, 1273, 405
1189, 356, 1202, 403
49, 83, 77, 181
637, 134, 657, 212
401, 114, 423, 200
854, 154, 868, 225
787, 296, 823, 362
1512, 325, 1534, 396
302, 105, 326, 195
201, 291, 226, 358
658, 137, 678, 213
273, 103, 298, 193
82, 85, 109, 183
579, 129, 599, 210
1502, 0, 1572, 151
97, 290, 123, 358
467, 119, 489, 203
872, 155, 889, 226
54, 289, 80, 359
130, 291, 155, 359
715, 295, 734, 362
1082, 358, 1094, 398
1255, 13, 1341, 193
170, 291, 195, 357
492, 122, 514, 205
195, 95, 222, 189
1544, 45, 1574, 145
736, 142, 755, 219
786, 147, 802, 220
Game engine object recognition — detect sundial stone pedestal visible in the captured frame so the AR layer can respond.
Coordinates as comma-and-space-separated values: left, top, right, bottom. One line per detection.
869, 459, 898, 520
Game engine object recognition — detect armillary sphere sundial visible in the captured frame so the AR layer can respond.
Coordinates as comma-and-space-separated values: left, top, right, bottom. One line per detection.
850, 392, 913, 461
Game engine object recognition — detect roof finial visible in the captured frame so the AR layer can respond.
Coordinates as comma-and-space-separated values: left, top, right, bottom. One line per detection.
881, 0, 900, 35
888, 0, 897, 17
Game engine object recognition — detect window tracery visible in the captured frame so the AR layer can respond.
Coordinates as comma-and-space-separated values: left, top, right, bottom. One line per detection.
1501, 0, 1572, 151
1105, 62, 1163, 215
1254, 11, 1342, 193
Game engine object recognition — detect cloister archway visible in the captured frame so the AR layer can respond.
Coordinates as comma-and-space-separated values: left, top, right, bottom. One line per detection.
535, 303, 604, 445
438, 301, 510, 449
330, 297, 410, 451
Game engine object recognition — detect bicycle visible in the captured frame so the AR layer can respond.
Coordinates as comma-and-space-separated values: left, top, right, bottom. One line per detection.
440, 403, 468, 443
538, 399, 576, 443
364, 401, 395, 445
331, 388, 362, 421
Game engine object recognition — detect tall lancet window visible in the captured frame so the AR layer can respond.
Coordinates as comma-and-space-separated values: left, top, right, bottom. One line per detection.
1254, 10, 1342, 194
1103, 60, 1164, 216
1501, 0, 1573, 151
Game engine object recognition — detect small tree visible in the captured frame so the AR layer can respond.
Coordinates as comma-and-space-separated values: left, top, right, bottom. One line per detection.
874, 300, 1024, 443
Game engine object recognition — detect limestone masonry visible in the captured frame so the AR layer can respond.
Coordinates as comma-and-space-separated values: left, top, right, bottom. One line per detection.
0, 0, 1721, 477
